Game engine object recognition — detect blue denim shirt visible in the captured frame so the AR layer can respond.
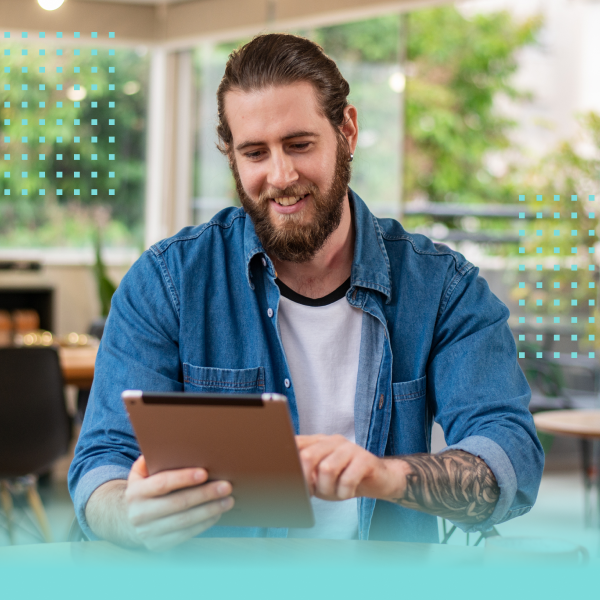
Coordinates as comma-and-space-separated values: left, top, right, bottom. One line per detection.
69, 190, 544, 543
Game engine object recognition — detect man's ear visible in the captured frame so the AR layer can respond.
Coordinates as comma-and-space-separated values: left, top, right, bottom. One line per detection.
340, 105, 359, 156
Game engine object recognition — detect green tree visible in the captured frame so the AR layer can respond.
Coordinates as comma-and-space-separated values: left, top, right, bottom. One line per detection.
509, 112, 600, 352
313, 8, 541, 210
403, 8, 540, 207
0, 42, 148, 247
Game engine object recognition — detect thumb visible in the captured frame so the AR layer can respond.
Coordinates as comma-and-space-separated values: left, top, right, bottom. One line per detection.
128, 455, 149, 482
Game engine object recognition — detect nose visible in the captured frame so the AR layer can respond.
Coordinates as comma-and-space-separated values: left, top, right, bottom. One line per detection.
266, 149, 299, 191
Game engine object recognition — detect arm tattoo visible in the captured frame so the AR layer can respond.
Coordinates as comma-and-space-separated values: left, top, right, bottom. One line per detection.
390, 450, 499, 523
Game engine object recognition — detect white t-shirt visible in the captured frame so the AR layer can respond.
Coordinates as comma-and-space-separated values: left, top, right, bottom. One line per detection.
276, 278, 363, 539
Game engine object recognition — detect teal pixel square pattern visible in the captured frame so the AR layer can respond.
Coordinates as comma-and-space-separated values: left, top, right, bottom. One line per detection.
0, 31, 116, 203
517, 194, 597, 359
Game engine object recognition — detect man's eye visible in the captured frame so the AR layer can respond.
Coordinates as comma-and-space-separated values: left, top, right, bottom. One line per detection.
245, 151, 262, 159
291, 143, 310, 150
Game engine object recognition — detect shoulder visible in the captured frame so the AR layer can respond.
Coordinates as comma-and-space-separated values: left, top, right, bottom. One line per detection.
118, 207, 248, 313
150, 206, 247, 257
376, 216, 474, 278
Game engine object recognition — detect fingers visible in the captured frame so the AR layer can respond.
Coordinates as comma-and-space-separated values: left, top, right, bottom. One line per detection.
124, 460, 234, 551
299, 435, 345, 493
298, 435, 384, 501
299, 435, 358, 497
313, 443, 356, 499
128, 466, 209, 501
296, 434, 328, 450
139, 514, 223, 553
128, 455, 149, 482
336, 458, 372, 500
134, 496, 234, 544
128, 480, 232, 525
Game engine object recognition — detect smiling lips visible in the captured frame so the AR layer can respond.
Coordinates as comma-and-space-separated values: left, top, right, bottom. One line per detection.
271, 193, 309, 206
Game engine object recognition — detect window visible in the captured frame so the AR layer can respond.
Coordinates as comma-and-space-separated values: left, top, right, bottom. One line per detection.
0, 38, 148, 250
192, 16, 403, 225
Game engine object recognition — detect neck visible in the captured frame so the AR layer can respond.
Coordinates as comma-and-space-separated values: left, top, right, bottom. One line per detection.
270, 194, 354, 299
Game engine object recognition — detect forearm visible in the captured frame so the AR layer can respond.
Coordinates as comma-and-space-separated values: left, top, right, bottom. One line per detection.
384, 450, 500, 524
85, 479, 141, 547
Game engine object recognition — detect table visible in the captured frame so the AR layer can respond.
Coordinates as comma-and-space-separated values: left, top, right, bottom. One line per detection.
0, 538, 595, 599
534, 410, 600, 440
534, 410, 600, 527
0, 538, 486, 598
0, 537, 483, 566
58, 345, 98, 388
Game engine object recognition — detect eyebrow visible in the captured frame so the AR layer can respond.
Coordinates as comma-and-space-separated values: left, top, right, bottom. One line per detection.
235, 130, 319, 152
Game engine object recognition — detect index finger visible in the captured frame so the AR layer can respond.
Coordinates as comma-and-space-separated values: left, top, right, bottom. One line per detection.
129, 465, 209, 500
296, 434, 328, 450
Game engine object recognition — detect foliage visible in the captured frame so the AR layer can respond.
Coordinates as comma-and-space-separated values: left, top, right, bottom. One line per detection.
509, 112, 600, 349
403, 7, 541, 207
520, 112, 600, 202
312, 18, 400, 63
0, 42, 148, 247
314, 8, 542, 210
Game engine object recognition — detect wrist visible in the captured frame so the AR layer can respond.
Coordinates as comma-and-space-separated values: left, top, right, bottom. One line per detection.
379, 458, 411, 502
86, 479, 141, 547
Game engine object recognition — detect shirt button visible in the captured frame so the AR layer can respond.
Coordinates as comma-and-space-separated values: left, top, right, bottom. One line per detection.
262, 258, 267, 267
267, 308, 274, 318
284, 378, 291, 388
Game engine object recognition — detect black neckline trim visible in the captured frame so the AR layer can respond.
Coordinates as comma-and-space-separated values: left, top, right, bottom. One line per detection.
276, 277, 351, 307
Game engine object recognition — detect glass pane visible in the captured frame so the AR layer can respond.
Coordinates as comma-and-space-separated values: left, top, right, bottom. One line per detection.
192, 16, 402, 225
0, 40, 148, 250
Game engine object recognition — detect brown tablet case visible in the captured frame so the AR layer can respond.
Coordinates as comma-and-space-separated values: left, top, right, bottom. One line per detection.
123, 391, 314, 528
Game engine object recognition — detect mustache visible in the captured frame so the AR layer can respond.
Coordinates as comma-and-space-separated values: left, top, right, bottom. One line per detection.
258, 184, 319, 204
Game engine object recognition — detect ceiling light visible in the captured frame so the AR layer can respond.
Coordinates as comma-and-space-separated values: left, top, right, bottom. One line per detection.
388, 72, 406, 94
66, 85, 86, 101
38, 0, 65, 10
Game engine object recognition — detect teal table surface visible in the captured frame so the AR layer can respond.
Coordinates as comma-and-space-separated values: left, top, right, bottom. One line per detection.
0, 536, 484, 569
0, 538, 596, 600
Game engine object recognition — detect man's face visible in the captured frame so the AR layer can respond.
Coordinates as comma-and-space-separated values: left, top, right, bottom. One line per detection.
224, 81, 352, 263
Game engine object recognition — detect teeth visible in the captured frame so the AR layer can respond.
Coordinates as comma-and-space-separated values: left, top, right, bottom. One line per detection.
274, 196, 302, 206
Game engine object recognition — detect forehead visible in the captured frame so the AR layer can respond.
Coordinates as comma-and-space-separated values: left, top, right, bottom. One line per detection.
224, 81, 330, 144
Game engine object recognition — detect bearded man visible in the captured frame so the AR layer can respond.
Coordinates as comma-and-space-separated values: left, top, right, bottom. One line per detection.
69, 34, 543, 550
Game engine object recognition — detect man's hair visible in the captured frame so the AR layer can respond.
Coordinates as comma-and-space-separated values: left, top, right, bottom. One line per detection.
216, 33, 350, 154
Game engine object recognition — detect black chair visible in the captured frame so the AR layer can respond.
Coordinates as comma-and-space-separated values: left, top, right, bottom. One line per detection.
0, 347, 71, 543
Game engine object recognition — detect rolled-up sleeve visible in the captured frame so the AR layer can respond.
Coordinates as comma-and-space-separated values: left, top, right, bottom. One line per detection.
440, 435, 518, 533
68, 248, 182, 539
428, 265, 544, 532
73, 465, 131, 540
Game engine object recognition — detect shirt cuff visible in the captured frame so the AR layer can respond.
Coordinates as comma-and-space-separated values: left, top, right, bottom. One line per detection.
73, 464, 131, 541
439, 435, 517, 533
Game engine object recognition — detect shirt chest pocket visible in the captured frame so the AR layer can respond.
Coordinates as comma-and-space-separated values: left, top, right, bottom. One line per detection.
183, 363, 266, 394
389, 375, 430, 455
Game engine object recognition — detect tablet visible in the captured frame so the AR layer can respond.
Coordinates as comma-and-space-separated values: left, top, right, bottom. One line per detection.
122, 390, 314, 529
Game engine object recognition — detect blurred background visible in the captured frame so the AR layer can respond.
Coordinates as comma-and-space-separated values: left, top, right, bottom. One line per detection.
0, 0, 599, 556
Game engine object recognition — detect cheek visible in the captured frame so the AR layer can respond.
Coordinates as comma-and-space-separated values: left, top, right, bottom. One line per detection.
305, 153, 336, 188
237, 165, 264, 197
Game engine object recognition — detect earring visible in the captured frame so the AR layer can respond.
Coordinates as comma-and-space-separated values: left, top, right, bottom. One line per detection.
349, 153, 354, 162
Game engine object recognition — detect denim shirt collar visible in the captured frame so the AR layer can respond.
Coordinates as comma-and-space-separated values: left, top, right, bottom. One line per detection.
242, 188, 392, 303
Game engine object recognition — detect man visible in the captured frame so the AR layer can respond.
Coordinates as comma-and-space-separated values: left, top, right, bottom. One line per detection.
69, 34, 543, 551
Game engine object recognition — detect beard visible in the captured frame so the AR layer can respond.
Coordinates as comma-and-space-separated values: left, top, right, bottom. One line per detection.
231, 136, 352, 263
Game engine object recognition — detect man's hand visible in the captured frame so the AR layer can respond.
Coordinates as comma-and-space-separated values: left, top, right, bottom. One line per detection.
296, 434, 405, 501
86, 456, 234, 551
296, 435, 500, 524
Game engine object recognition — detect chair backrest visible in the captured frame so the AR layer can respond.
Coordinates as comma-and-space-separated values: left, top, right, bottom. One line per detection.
0, 347, 71, 477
